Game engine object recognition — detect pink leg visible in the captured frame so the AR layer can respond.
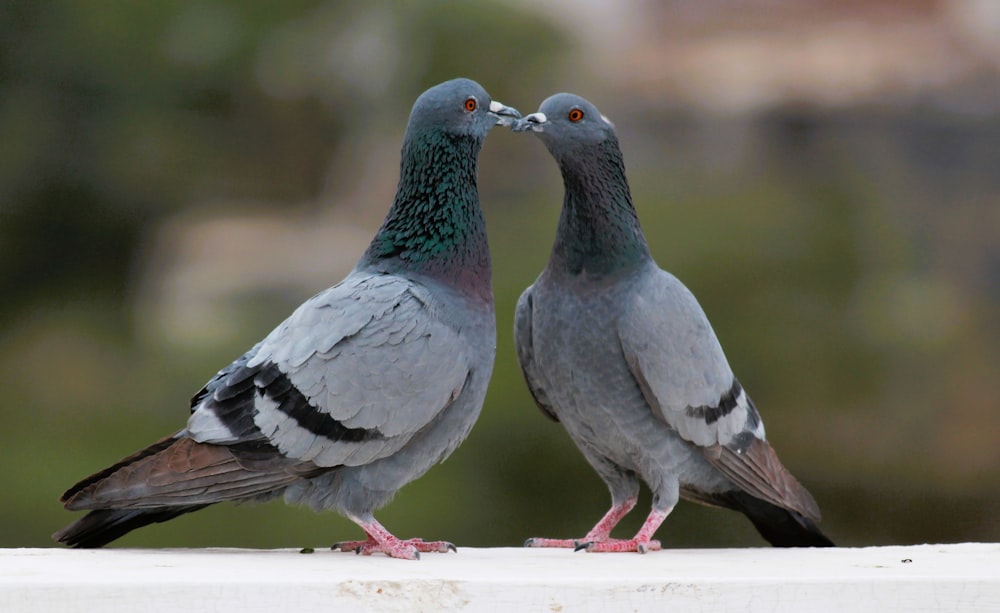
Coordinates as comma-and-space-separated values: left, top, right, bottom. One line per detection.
525, 497, 638, 548
331, 516, 456, 560
580, 507, 671, 554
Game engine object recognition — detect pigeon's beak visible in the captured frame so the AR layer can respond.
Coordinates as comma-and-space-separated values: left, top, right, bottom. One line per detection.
489, 100, 521, 128
512, 112, 547, 133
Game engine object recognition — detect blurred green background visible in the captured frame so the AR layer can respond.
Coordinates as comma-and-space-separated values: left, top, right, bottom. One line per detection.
2, 0, 998, 550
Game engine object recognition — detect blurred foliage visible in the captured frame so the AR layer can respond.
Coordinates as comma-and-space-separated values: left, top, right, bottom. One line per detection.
1, 0, 998, 551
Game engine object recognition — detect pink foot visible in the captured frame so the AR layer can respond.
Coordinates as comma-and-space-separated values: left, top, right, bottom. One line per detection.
525, 498, 638, 550
530, 506, 671, 554
577, 538, 662, 554
333, 516, 456, 560
332, 537, 456, 559
577, 507, 670, 554
523, 537, 579, 548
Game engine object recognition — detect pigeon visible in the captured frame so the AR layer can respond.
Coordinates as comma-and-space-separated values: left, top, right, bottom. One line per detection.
511, 93, 833, 552
53, 78, 520, 560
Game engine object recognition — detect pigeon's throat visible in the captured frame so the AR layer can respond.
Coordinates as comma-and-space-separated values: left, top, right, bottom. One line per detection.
362, 134, 491, 297
550, 145, 650, 277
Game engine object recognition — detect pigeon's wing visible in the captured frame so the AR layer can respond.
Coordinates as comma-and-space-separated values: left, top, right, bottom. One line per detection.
617, 267, 821, 520
514, 286, 559, 422
186, 271, 475, 468
617, 267, 753, 448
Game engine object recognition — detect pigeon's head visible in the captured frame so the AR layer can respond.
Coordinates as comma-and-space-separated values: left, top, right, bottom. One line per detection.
512, 93, 615, 151
406, 78, 520, 141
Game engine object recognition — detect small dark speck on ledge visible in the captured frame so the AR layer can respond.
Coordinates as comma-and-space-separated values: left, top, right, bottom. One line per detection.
300, 547, 315, 554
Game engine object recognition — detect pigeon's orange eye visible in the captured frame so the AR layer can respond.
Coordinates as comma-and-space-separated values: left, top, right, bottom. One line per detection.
464, 97, 477, 112
568, 108, 584, 122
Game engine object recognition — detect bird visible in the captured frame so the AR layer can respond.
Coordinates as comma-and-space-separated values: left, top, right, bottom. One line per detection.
53, 78, 520, 560
510, 93, 833, 552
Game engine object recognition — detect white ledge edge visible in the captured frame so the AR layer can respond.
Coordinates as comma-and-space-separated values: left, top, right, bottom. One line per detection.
2, 543, 998, 612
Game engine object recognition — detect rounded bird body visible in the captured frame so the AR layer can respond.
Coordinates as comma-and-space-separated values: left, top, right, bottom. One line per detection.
54, 78, 519, 560
513, 93, 832, 552
277, 272, 497, 516
521, 263, 738, 513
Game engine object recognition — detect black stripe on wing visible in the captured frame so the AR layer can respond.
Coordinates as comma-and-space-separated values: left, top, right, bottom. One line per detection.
258, 362, 386, 443
685, 379, 743, 425
192, 355, 386, 444
191, 352, 266, 441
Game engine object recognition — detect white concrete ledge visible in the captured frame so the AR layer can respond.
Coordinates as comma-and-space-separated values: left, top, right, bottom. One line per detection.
2, 544, 998, 612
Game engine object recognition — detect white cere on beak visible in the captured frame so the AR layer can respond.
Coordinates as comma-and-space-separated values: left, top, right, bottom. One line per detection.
511, 112, 548, 133
520, 112, 548, 132
490, 99, 521, 127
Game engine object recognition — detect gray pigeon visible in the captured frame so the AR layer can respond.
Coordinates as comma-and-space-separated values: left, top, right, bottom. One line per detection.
512, 93, 833, 552
53, 78, 520, 560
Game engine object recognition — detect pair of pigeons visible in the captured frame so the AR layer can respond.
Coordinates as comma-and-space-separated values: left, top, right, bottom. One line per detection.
54, 78, 833, 559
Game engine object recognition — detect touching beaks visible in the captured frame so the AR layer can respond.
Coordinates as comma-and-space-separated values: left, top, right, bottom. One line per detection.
489, 100, 521, 127
511, 112, 547, 133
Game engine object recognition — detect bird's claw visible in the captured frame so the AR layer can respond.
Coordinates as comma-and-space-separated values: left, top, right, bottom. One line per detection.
330, 541, 363, 554
633, 540, 661, 553
406, 537, 457, 554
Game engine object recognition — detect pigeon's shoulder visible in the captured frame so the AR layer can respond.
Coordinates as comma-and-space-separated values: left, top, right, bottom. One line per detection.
617, 264, 764, 448
186, 270, 477, 467
251, 271, 414, 368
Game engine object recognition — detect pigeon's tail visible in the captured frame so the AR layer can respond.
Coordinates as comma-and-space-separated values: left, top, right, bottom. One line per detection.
53, 506, 209, 548
55, 434, 321, 547
724, 490, 834, 547
696, 436, 833, 547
